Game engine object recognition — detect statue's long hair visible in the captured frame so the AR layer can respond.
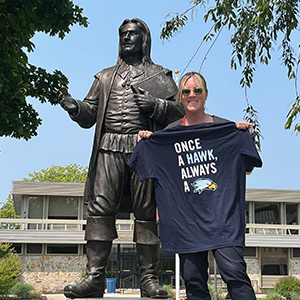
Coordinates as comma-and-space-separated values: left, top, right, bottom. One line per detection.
118, 18, 153, 64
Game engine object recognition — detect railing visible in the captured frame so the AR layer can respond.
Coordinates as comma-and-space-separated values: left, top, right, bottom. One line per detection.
0, 218, 134, 231
120, 275, 138, 294
1, 218, 300, 235
246, 224, 300, 235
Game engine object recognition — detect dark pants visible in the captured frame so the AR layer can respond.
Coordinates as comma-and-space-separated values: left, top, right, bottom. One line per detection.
86, 150, 160, 245
179, 246, 256, 300
88, 150, 156, 220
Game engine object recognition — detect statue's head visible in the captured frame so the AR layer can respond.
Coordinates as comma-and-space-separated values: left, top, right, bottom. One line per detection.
118, 18, 153, 64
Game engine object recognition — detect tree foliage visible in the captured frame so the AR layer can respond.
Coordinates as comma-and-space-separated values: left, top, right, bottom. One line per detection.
161, 0, 300, 149
0, 194, 19, 219
0, 194, 20, 229
22, 163, 88, 183
0, 243, 22, 298
0, 0, 88, 140
0, 164, 87, 222
274, 276, 300, 300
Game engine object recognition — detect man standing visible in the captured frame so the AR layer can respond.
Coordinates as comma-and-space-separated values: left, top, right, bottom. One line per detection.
59, 18, 184, 299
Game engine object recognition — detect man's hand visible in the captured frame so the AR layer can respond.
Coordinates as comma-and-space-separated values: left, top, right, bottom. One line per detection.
236, 122, 253, 135
57, 86, 78, 113
133, 87, 156, 113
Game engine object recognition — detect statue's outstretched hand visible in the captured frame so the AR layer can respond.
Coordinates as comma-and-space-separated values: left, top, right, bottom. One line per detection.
57, 86, 78, 113
133, 87, 156, 113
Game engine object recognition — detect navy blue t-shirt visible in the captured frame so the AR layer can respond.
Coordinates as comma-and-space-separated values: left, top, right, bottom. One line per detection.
128, 122, 262, 254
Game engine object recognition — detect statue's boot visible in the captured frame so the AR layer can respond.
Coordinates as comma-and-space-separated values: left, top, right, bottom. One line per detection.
137, 243, 168, 298
135, 220, 168, 299
64, 240, 112, 298
64, 216, 117, 299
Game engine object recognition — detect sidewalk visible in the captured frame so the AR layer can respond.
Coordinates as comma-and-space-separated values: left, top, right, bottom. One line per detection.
44, 293, 141, 300
44, 290, 142, 299
44, 293, 268, 299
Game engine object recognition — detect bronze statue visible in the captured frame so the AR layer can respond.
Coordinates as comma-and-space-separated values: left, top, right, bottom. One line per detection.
59, 18, 184, 299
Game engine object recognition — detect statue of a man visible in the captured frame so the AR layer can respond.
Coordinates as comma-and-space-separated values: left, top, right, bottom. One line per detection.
59, 18, 184, 299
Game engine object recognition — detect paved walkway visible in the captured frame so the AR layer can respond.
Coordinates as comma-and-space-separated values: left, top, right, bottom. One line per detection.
45, 294, 164, 300
44, 293, 268, 299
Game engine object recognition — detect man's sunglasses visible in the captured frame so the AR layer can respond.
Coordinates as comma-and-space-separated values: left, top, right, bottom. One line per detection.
181, 87, 203, 96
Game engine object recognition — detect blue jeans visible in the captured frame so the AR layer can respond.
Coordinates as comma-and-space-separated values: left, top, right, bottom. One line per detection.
179, 246, 256, 300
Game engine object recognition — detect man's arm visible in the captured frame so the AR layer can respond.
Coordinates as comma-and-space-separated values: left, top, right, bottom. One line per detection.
58, 79, 99, 129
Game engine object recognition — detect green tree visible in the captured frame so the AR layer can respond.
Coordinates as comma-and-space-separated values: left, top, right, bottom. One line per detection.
0, 194, 19, 219
0, 243, 22, 298
0, 194, 20, 229
0, 164, 87, 223
0, 0, 88, 140
22, 163, 88, 183
161, 0, 300, 149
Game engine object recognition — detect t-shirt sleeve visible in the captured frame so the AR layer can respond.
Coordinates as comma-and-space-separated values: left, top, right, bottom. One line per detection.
240, 130, 263, 172
128, 139, 157, 181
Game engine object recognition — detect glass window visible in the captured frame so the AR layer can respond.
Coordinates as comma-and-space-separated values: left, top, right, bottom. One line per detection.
27, 244, 42, 254
287, 204, 298, 234
83, 204, 88, 220
261, 247, 287, 275
11, 243, 22, 254
255, 203, 280, 224
243, 247, 256, 257
117, 212, 131, 219
292, 248, 300, 258
47, 244, 78, 254
286, 203, 298, 224
245, 202, 249, 223
159, 256, 175, 286
28, 196, 43, 219
48, 196, 78, 220
107, 252, 118, 278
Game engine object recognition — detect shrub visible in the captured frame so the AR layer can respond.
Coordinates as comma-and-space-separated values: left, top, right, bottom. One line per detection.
274, 276, 300, 300
208, 284, 226, 300
10, 281, 41, 299
0, 243, 22, 298
265, 289, 284, 300
163, 284, 175, 297
290, 291, 300, 300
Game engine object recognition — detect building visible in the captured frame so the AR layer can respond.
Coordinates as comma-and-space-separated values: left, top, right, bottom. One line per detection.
0, 181, 300, 293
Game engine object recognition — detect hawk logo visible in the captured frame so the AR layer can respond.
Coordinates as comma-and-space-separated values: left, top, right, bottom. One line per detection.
191, 178, 218, 194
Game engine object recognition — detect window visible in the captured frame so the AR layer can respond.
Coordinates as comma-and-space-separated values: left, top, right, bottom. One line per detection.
27, 244, 42, 254
245, 202, 249, 223
48, 196, 79, 220
11, 243, 22, 254
261, 247, 287, 275
286, 203, 298, 224
244, 247, 256, 257
47, 244, 78, 254
27, 196, 44, 229
287, 204, 298, 234
255, 203, 280, 224
292, 248, 300, 258
28, 196, 43, 219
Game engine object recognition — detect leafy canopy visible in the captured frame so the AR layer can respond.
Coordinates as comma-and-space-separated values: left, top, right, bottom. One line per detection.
0, 242, 22, 298
0, 0, 88, 140
0, 164, 87, 220
161, 0, 300, 150
22, 163, 88, 183
0, 194, 20, 229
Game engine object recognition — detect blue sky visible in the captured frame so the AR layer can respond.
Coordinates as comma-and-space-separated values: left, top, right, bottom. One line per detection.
1, 0, 299, 206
